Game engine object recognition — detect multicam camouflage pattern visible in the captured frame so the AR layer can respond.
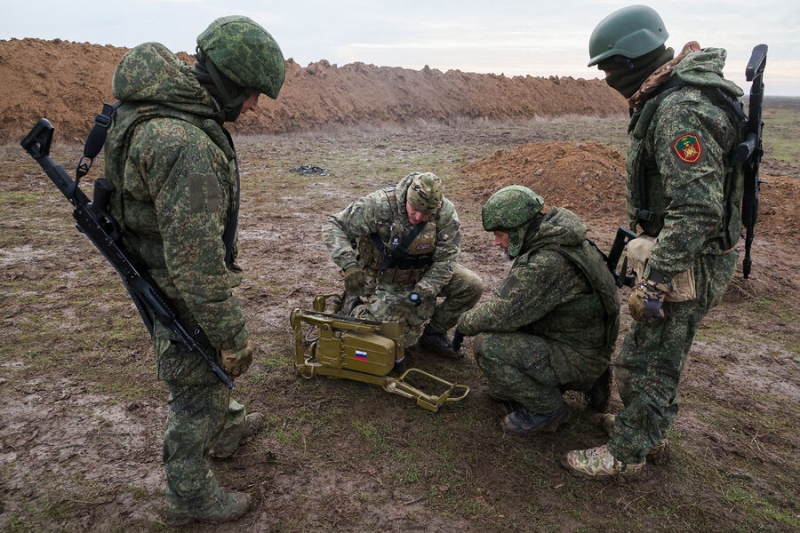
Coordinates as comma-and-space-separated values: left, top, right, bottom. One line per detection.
457, 207, 620, 414
197, 15, 285, 99
406, 172, 443, 213
323, 173, 483, 345
607, 49, 744, 464
105, 40, 253, 506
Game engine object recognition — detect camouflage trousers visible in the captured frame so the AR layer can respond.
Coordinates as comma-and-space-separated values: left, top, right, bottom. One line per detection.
608, 251, 738, 463
154, 332, 251, 509
473, 331, 609, 413
353, 263, 484, 347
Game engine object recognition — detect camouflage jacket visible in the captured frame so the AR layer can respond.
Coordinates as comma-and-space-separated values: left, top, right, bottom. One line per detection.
103, 42, 248, 351
457, 208, 620, 356
322, 173, 461, 296
627, 47, 745, 278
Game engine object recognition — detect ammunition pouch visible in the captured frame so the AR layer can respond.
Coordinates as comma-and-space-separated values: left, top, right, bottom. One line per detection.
627, 236, 696, 302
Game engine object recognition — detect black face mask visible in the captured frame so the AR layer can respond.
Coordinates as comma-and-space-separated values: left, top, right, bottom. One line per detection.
601, 46, 674, 99
192, 50, 250, 122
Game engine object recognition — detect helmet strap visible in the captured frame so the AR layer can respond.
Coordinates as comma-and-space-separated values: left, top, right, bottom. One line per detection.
193, 49, 250, 121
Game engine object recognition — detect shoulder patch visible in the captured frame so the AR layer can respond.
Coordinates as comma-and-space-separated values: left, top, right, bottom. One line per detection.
672, 133, 703, 164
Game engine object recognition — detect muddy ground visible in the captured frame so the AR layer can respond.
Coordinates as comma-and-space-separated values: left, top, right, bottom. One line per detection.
1, 39, 799, 533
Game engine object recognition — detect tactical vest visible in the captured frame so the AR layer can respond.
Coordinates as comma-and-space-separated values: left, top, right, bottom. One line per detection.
356, 186, 437, 288
105, 102, 239, 268
627, 83, 745, 252
520, 240, 620, 355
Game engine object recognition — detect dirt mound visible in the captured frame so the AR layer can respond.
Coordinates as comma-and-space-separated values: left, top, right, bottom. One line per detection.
459, 141, 628, 221
459, 141, 800, 242
0, 38, 627, 142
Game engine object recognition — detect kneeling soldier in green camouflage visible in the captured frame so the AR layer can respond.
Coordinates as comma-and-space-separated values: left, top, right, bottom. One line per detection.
455, 186, 620, 435
323, 172, 484, 361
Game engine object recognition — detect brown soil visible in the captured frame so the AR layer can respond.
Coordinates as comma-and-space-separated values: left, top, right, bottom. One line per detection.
1, 38, 798, 533
0, 38, 626, 142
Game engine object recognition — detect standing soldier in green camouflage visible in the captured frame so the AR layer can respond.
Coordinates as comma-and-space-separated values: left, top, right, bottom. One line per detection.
323, 172, 484, 361
455, 186, 620, 434
563, 5, 745, 479
103, 16, 285, 525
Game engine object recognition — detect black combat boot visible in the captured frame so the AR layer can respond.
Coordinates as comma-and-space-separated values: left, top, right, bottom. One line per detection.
418, 324, 461, 359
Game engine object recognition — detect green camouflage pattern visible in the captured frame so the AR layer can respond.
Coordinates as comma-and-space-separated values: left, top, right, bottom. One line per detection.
608, 251, 737, 463
481, 185, 545, 258
197, 15, 285, 99
406, 172, 443, 213
106, 42, 249, 351
627, 47, 745, 277
323, 173, 483, 345
105, 41, 254, 507
481, 185, 544, 232
608, 49, 744, 463
457, 207, 620, 413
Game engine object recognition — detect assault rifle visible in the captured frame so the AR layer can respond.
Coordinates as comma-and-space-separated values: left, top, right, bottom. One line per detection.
20, 118, 234, 389
606, 226, 638, 287
736, 44, 767, 279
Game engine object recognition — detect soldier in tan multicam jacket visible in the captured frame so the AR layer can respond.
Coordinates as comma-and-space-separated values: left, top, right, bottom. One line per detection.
104, 16, 285, 526
323, 172, 484, 362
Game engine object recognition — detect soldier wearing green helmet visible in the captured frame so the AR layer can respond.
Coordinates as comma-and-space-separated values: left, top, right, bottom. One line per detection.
103, 15, 286, 525
323, 172, 484, 361
563, 5, 746, 480
455, 186, 620, 436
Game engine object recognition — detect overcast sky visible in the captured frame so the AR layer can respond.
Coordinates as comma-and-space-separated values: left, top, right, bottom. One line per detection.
2, 0, 798, 96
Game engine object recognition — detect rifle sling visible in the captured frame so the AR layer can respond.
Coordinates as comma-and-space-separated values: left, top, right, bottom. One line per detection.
371, 221, 428, 273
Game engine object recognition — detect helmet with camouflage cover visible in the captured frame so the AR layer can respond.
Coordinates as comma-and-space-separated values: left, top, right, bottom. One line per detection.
588, 5, 668, 67
197, 15, 285, 99
406, 172, 443, 214
482, 185, 544, 258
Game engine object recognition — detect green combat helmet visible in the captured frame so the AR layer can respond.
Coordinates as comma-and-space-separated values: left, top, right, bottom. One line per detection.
197, 15, 286, 99
482, 185, 544, 258
406, 172, 443, 214
588, 5, 668, 66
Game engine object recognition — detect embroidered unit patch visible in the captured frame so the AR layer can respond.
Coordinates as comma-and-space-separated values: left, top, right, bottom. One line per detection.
673, 133, 702, 163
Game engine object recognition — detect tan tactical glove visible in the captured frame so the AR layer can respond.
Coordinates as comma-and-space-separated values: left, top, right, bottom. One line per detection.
344, 265, 366, 296
221, 341, 253, 378
629, 280, 670, 323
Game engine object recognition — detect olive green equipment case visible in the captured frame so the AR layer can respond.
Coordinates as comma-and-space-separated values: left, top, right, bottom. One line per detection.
290, 294, 469, 412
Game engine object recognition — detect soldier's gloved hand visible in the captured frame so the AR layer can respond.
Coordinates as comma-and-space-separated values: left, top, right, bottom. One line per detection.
386, 301, 416, 323
451, 328, 465, 353
629, 280, 670, 323
344, 265, 367, 296
221, 340, 253, 378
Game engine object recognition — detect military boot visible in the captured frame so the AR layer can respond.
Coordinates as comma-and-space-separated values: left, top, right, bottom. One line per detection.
600, 414, 669, 464
561, 445, 644, 480
585, 368, 611, 412
165, 490, 251, 526
501, 403, 567, 435
210, 412, 264, 459
418, 325, 461, 359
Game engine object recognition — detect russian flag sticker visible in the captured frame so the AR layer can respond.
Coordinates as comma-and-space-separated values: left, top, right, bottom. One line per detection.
355, 350, 368, 361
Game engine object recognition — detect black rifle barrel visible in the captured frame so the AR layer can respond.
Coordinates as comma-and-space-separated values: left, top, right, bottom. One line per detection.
21, 119, 234, 389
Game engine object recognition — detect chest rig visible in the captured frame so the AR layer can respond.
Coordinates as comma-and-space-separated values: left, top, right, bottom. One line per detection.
357, 187, 437, 287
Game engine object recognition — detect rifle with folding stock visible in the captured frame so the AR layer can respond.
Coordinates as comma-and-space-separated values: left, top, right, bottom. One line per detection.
21, 118, 234, 389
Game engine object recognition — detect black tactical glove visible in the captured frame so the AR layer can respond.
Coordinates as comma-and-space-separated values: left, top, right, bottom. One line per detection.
344, 265, 366, 296
451, 329, 465, 353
